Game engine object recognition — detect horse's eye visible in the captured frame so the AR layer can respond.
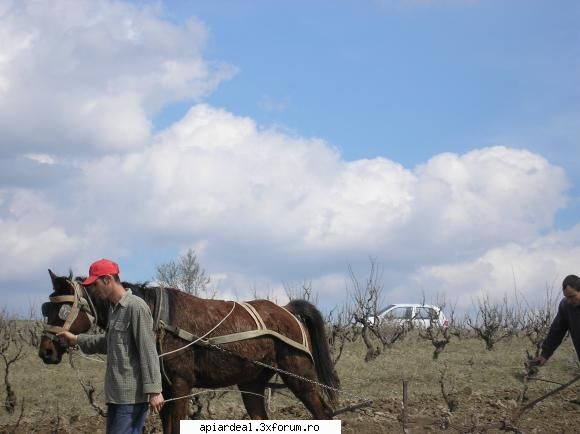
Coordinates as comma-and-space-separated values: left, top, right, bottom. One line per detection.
58, 304, 72, 321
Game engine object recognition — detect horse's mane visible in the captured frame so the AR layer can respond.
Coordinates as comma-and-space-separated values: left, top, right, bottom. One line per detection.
121, 281, 160, 307
74, 278, 165, 329
72, 277, 158, 299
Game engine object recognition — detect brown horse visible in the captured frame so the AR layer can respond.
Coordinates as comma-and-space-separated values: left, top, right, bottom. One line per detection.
38, 270, 340, 433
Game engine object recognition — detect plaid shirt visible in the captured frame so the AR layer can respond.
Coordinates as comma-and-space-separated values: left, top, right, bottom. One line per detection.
77, 289, 162, 404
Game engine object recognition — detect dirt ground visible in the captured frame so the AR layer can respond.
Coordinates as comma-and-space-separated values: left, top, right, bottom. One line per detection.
3, 332, 580, 433
5, 390, 580, 433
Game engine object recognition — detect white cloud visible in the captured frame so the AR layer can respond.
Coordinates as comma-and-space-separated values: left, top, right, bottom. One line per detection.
0, 189, 83, 279
398, 225, 580, 309
258, 95, 290, 112
71, 104, 418, 255
0, 0, 235, 156
0, 1, 574, 317
15, 104, 564, 305
404, 147, 568, 255
0, 82, 571, 315
24, 154, 56, 165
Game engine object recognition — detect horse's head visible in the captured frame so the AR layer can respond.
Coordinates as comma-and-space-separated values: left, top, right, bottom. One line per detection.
38, 269, 98, 364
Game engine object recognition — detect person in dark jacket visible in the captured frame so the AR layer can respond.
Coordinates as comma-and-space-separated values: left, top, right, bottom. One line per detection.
534, 274, 580, 366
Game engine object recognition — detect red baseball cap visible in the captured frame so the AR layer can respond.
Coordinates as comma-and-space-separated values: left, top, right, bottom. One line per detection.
81, 259, 120, 286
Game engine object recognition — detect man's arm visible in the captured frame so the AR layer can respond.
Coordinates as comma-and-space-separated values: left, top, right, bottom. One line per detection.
77, 333, 107, 354
131, 302, 164, 402
56, 331, 107, 354
539, 299, 569, 362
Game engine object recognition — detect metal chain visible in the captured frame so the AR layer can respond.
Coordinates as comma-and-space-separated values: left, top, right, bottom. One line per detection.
54, 278, 371, 409
164, 389, 264, 404
197, 338, 371, 405
71, 333, 371, 407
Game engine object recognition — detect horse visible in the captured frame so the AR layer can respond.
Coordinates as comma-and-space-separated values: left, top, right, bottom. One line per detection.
38, 270, 340, 433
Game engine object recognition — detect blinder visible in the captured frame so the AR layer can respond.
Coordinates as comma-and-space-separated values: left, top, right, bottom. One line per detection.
41, 302, 72, 321
42, 279, 97, 338
58, 304, 72, 321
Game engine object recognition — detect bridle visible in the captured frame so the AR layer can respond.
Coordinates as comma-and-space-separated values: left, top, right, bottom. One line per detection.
42, 278, 98, 342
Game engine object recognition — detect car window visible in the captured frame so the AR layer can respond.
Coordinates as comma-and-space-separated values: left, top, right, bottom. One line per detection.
378, 304, 396, 316
415, 307, 438, 320
385, 307, 412, 319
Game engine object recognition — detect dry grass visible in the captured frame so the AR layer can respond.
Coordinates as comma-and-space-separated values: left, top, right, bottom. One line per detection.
2, 327, 580, 433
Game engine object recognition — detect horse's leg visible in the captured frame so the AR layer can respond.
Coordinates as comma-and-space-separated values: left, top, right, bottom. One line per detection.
159, 390, 173, 434
160, 377, 191, 434
238, 370, 274, 420
279, 358, 334, 419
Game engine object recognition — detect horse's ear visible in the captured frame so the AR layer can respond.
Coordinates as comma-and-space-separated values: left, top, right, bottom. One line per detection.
48, 269, 58, 285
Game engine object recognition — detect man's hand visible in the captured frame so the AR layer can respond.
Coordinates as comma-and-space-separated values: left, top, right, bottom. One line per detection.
531, 355, 547, 366
56, 331, 78, 347
149, 393, 164, 414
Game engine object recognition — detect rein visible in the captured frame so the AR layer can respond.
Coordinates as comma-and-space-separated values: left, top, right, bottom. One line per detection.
47, 283, 371, 411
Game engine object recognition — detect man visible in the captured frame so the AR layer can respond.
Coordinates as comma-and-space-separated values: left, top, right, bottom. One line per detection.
57, 259, 164, 434
534, 274, 580, 366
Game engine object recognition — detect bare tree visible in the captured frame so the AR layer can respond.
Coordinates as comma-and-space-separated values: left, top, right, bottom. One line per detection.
447, 309, 469, 340
0, 309, 25, 414
68, 354, 107, 418
19, 302, 44, 348
284, 280, 318, 304
518, 283, 560, 358
326, 303, 358, 366
420, 323, 452, 361
417, 294, 452, 360
251, 285, 279, 303
155, 248, 212, 297
467, 293, 516, 351
510, 283, 560, 403
439, 364, 459, 412
349, 260, 382, 361
349, 259, 408, 362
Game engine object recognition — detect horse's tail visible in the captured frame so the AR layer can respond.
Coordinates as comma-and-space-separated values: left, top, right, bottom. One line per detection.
285, 299, 340, 407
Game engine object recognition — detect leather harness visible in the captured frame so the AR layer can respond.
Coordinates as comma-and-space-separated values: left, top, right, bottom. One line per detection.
44, 284, 313, 370
159, 300, 312, 360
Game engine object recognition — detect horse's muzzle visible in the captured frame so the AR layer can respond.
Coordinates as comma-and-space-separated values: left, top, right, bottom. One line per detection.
38, 334, 64, 364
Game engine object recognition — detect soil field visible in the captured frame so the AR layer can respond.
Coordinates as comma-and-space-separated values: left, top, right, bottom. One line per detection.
2, 330, 580, 433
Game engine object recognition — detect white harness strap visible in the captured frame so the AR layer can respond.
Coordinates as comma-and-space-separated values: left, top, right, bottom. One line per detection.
239, 302, 266, 330
160, 301, 314, 360
279, 305, 310, 353
207, 301, 312, 360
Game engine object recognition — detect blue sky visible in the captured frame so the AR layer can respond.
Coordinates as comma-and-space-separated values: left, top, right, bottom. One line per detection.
157, 0, 580, 225
162, 1, 579, 157
0, 0, 579, 314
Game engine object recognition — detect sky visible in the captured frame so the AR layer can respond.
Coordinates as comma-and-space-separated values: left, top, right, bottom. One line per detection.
1, 0, 579, 315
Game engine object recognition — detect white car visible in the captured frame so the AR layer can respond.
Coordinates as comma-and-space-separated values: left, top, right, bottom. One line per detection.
370, 304, 448, 328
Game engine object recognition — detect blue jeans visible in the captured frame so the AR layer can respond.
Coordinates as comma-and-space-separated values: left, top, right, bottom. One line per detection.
106, 403, 148, 434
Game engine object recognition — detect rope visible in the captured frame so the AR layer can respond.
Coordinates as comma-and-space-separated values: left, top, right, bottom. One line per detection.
152, 302, 367, 402
80, 282, 98, 327
73, 334, 370, 407
158, 302, 237, 358
198, 338, 370, 405
164, 388, 264, 403
71, 298, 370, 408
